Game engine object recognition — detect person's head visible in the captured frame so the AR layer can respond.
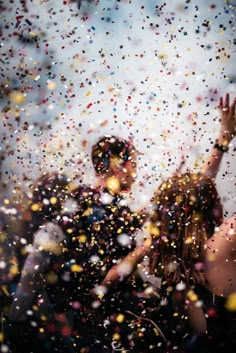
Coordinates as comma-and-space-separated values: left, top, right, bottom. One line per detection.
150, 172, 223, 283
91, 135, 137, 193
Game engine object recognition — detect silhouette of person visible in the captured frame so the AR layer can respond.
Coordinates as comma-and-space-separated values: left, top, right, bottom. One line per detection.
98, 93, 236, 352
8, 136, 147, 353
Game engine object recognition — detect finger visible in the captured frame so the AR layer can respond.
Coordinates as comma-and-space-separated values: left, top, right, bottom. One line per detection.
225, 92, 230, 107
219, 96, 223, 108
233, 97, 236, 110
230, 97, 236, 115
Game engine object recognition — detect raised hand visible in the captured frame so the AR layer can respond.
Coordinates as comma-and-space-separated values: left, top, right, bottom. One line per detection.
218, 93, 236, 143
201, 93, 235, 178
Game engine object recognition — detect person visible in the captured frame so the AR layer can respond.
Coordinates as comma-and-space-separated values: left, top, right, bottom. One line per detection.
97, 94, 236, 352
99, 172, 235, 351
98, 92, 236, 285
8, 136, 147, 353
7, 172, 73, 353
152, 177, 236, 353
8, 92, 235, 352
98, 91, 236, 289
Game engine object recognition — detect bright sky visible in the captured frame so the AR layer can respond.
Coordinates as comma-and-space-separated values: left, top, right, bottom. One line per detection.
0, 0, 235, 216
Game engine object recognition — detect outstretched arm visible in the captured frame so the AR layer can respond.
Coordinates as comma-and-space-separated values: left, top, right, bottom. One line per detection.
95, 227, 152, 297
9, 222, 65, 322
201, 93, 236, 178
9, 250, 48, 322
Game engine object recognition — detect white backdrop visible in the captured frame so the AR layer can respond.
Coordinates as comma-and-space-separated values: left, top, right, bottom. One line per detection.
0, 0, 235, 217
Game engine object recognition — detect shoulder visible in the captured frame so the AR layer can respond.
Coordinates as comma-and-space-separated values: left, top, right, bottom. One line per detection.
206, 215, 236, 251
33, 222, 65, 251
221, 215, 236, 232
204, 215, 236, 267
204, 215, 236, 296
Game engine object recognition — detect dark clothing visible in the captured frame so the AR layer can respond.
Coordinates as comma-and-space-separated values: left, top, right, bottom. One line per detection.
6, 320, 75, 353
43, 186, 147, 352
149, 280, 236, 353
45, 186, 145, 310
192, 285, 236, 353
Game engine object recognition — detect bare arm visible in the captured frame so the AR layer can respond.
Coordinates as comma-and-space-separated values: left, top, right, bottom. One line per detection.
201, 93, 236, 178
95, 228, 152, 296
186, 299, 207, 335
204, 215, 236, 297
9, 222, 65, 322
9, 251, 49, 321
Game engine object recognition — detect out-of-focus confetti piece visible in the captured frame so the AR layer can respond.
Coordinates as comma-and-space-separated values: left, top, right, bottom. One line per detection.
225, 292, 236, 311
10, 91, 26, 104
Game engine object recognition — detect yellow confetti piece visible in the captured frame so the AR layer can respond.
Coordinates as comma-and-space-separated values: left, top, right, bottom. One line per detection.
29, 31, 37, 37
66, 228, 73, 234
0, 332, 4, 342
149, 223, 160, 237
153, 328, 160, 336
32, 305, 39, 312
83, 207, 93, 216
1, 285, 10, 297
31, 203, 41, 212
184, 236, 193, 244
79, 234, 87, 243
116, 313, 125, 323
187, 290, 198, 302
47, 80, 57, 90
0, 232, 7, 242
158, 53, 168, 59
225, 293, 236, 312
10, 91, 26, 104
50, 196, 58, 205
113, 333, 120, 341
175, 194, 183, 203
3, 199, 10, 205
71, 264, 83, 273
106, 176, 120, 193
40, 314, 47, 322
9, 264, 19, 276
110, 156, 123, 169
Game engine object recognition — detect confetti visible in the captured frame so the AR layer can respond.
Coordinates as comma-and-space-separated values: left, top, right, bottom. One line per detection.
0, 1, 235, 352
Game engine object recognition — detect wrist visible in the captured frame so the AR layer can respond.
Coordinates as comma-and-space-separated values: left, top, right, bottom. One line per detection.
214, 142, 229, 153
219, 128, 233, 143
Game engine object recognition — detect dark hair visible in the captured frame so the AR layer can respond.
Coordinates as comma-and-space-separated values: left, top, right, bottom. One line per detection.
30, 172, 69, 224
91, 135, 136, 175
150, 172, 223, 283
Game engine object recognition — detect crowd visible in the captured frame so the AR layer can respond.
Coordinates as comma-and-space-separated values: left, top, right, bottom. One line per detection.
0, 93, 235, 353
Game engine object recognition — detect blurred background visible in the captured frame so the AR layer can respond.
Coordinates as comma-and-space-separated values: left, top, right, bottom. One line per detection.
0, 0, 235, 251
